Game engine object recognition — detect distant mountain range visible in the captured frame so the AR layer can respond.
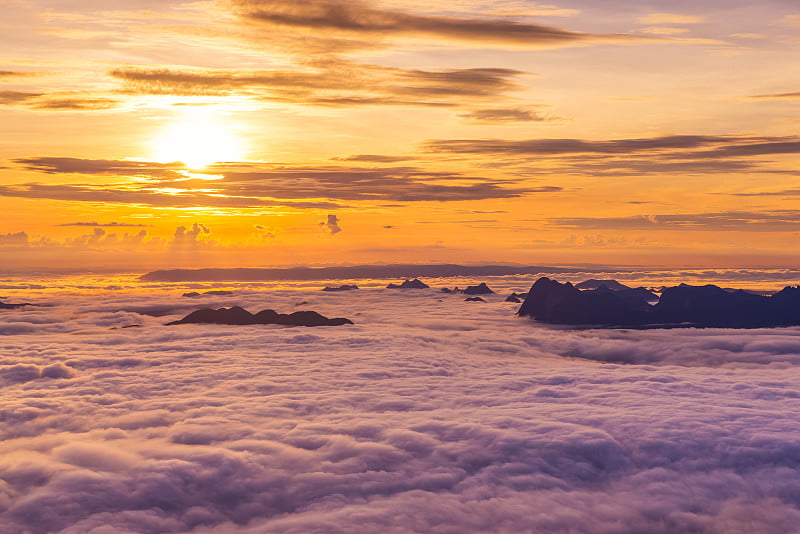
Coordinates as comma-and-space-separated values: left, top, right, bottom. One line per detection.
139, 264, 584, 282
519, 277, 800, 328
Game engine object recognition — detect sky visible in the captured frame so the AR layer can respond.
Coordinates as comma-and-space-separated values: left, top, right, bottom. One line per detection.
2, 0, 800, 271
1, 278, 800, 532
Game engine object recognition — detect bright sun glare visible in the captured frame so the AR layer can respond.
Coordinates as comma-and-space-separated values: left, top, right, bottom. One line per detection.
151, 111, 245, 169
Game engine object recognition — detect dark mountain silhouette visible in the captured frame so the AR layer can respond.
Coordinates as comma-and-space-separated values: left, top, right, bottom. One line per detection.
463, 282, 494, 295
591, 285, 659, 311
505, 294, 522, 303
574, 279, 632, 291
167, 307, 353, 327
442, 287, 465, 293
518, 278, 646, 326
653, 284, 778, 328
721, 287, 771, 296
518, 277, 800, 328
171, 306, 256, 325
182, 290, 234, 297
140, 264, 585, 282
387, 278, 430, 289
465, 297, 486, 302
0, 300, 36, 309
279, 311, 353, 326
322, 284, 359, 292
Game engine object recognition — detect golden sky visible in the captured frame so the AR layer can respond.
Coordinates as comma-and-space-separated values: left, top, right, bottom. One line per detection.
1, 0, 799, 270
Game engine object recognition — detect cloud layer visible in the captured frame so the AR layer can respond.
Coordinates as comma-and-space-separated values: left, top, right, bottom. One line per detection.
549, 210, 800, 232
230, 0, 616, 48
6, 158, 559, 206
423, 134, 800, 175
110, 64, 526, 107
1, 277, 799, 532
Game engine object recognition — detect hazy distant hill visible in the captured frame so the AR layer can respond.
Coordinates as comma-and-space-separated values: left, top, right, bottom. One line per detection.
139, 264, 581, 282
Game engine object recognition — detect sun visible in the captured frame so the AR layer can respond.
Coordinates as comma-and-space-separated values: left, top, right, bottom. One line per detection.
151, 111, 246, 169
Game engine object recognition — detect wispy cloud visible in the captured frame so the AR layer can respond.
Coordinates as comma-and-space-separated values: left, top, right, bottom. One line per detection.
0, 182, 342, 210
0, 91, 121, 111
423, 134, 800, 175
230, 0, 626, 48
748, 91, 800, 99
109, 64, 526, 107
6, 158, 562, 205
549, 210, 800, 232
639, 13, 705, 25
0, 90, 42, 105
425, 135, 735, 155
459, 107, 557, 124
0, 70, 43, 78
57, 221, 152, 227
783, 14, 800, 27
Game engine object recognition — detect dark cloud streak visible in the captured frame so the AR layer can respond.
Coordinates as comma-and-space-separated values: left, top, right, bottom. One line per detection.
0, 183, 342, 210
29, 98, 119, 110
0, 71, 42, 78
1, 91, 120, 111
424, 135, 737, 155
0, 90, 42, 105
748, 91, 800, 99
460, 107, 556, 123
5, 158, 561, 205
14, 157, 185, 178
424, 134, 800, 176
549, 210, 800, 231
232, 0, 606, 47
109, 65, 526, 107
57, 222, 151, 228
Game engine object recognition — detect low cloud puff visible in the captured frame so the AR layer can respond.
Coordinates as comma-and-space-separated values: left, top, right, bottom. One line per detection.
320, 214, 342, 235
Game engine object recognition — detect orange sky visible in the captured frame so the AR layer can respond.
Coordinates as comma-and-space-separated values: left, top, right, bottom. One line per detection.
1, 0, 799, 271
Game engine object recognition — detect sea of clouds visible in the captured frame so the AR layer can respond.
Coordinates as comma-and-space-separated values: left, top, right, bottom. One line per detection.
1, 274, 800, 533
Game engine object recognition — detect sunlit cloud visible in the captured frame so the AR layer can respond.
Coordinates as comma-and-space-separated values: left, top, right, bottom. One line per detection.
638, 13, 705, 24
109, 64, 528, 107
783, 14, 800, 27
640, 26, 690, 36
459, 107, 557, 124
9, 157, 559, 204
